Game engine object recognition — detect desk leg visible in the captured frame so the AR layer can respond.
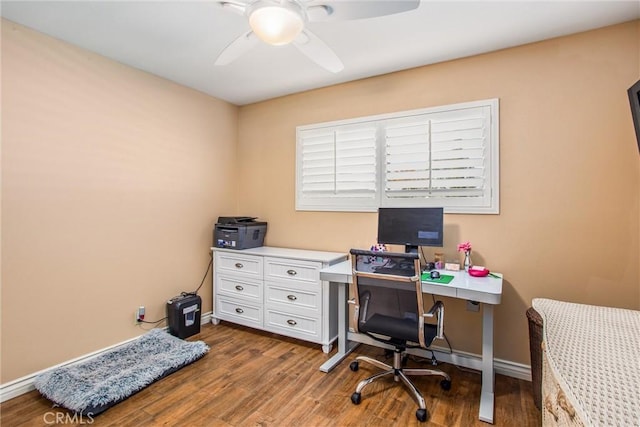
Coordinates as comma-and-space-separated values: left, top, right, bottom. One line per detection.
320, 281, 358, 372
479, 304, 495, 423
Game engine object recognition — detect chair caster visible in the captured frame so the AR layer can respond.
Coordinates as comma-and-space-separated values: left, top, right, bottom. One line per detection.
440, 379, 452, 391
351, 392, 362, 405
416, 408, 428, 422
349, 361, 359, 372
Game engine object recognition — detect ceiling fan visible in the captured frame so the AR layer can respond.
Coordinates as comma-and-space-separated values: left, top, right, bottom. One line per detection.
214, 0, 420, 73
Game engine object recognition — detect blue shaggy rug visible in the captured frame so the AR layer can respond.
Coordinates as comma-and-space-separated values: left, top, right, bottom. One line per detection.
34, 329, 209, 416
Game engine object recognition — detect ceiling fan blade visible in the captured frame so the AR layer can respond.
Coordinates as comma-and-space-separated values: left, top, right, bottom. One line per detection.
292, 29, 343, 73
306, 0, 420, 22
214, 30, 260, 66
217, 0, 249, 15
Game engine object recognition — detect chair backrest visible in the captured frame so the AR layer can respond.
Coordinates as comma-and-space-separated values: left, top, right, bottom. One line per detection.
349, 249, 433, 349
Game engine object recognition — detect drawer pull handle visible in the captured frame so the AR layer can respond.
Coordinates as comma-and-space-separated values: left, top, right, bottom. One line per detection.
287, 294, 297, 301
287, 319, 297, 326
235, 263, 244, 269
235, 308, 244, 314
286, 269, 297, 276
235, 285, 244, 291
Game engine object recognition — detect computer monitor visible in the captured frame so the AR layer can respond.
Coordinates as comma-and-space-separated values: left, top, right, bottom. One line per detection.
377, 207, 444, 253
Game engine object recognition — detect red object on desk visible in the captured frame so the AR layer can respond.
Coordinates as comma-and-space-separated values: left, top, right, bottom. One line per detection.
469, 267, 490, 277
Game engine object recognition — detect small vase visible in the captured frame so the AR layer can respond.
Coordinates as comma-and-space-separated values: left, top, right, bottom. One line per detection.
463, 251, 471, 272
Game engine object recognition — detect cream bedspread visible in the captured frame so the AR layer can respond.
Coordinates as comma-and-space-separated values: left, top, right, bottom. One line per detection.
532, 298, 640, 426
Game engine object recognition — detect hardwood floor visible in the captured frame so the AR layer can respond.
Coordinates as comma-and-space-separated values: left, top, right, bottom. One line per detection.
1, 323, 540, 426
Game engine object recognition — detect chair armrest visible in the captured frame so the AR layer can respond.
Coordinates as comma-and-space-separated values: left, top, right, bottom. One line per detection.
424, 301, 444, 339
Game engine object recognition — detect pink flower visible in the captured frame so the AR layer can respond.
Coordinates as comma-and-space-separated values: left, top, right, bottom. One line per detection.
457, 241, 472, 253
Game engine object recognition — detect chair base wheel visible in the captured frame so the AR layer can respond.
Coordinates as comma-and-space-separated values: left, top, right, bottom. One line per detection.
349, 361, 359, 372
351, 392, 362, 405
440, 379, 451, 391
416, 408, 428, 422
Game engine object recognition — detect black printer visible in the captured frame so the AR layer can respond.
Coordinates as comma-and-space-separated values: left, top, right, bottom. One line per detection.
213, 216, 267, 250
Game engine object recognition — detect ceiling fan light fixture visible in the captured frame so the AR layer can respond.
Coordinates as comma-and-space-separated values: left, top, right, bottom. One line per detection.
248, 1, 304, 46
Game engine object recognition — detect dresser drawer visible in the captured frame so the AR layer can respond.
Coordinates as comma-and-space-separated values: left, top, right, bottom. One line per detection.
216, 297, 262, 327
264, 258, 321, 286
265, 309, 320, 340
215, 253, 263, 279
265, 283, 320, 315
216, 275, 262, 301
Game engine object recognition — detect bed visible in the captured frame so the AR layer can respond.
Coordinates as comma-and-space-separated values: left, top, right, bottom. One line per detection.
532, 298, 640, 426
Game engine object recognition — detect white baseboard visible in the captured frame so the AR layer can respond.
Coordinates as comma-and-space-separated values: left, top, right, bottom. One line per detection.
200, 311, 212, 325
0, 311, 215, 403
0, 334, 141, 403
1, 376, 37, 403
1, 311, 530, 403
408, 346, 531, 382
352, 334, 532, 382
428, 345, 532, 381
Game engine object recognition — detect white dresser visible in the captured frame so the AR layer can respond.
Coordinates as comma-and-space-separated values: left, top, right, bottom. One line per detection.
211, 246, 347, 353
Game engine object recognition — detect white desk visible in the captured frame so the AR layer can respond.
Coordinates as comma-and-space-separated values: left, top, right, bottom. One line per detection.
319, 260, 503, 424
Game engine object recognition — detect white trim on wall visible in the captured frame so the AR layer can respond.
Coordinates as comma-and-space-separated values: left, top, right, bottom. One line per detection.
355, 333, 532, 381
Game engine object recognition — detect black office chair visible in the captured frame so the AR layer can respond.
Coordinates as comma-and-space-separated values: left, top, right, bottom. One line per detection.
348, 249, 451, 422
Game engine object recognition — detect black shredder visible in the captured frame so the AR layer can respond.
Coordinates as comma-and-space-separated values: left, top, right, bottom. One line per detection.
167, 293, 201, 339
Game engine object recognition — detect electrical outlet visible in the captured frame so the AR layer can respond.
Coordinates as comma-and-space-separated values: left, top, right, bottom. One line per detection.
466, 300, 480, 312
135, 306, 145, 323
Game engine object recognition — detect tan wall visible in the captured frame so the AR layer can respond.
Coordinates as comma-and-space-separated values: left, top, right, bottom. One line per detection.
237, 21, 640, 365
1, 20, 238, 382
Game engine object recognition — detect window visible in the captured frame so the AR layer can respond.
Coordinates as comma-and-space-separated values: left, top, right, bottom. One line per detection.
296, 99, 499, 214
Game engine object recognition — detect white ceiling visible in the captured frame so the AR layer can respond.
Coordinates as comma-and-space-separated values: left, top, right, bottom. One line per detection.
2, 1, 638, 105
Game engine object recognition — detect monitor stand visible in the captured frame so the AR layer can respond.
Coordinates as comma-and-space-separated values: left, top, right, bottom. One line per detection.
405, 245, 419, 254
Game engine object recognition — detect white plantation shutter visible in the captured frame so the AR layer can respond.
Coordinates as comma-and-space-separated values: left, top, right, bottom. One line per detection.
381, 104, 497, 212
296, 99, 499, 213
298, 128, 335, 195
296, 124, 378, 211
383, 114, 431, 199
335, 125, 377, 195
